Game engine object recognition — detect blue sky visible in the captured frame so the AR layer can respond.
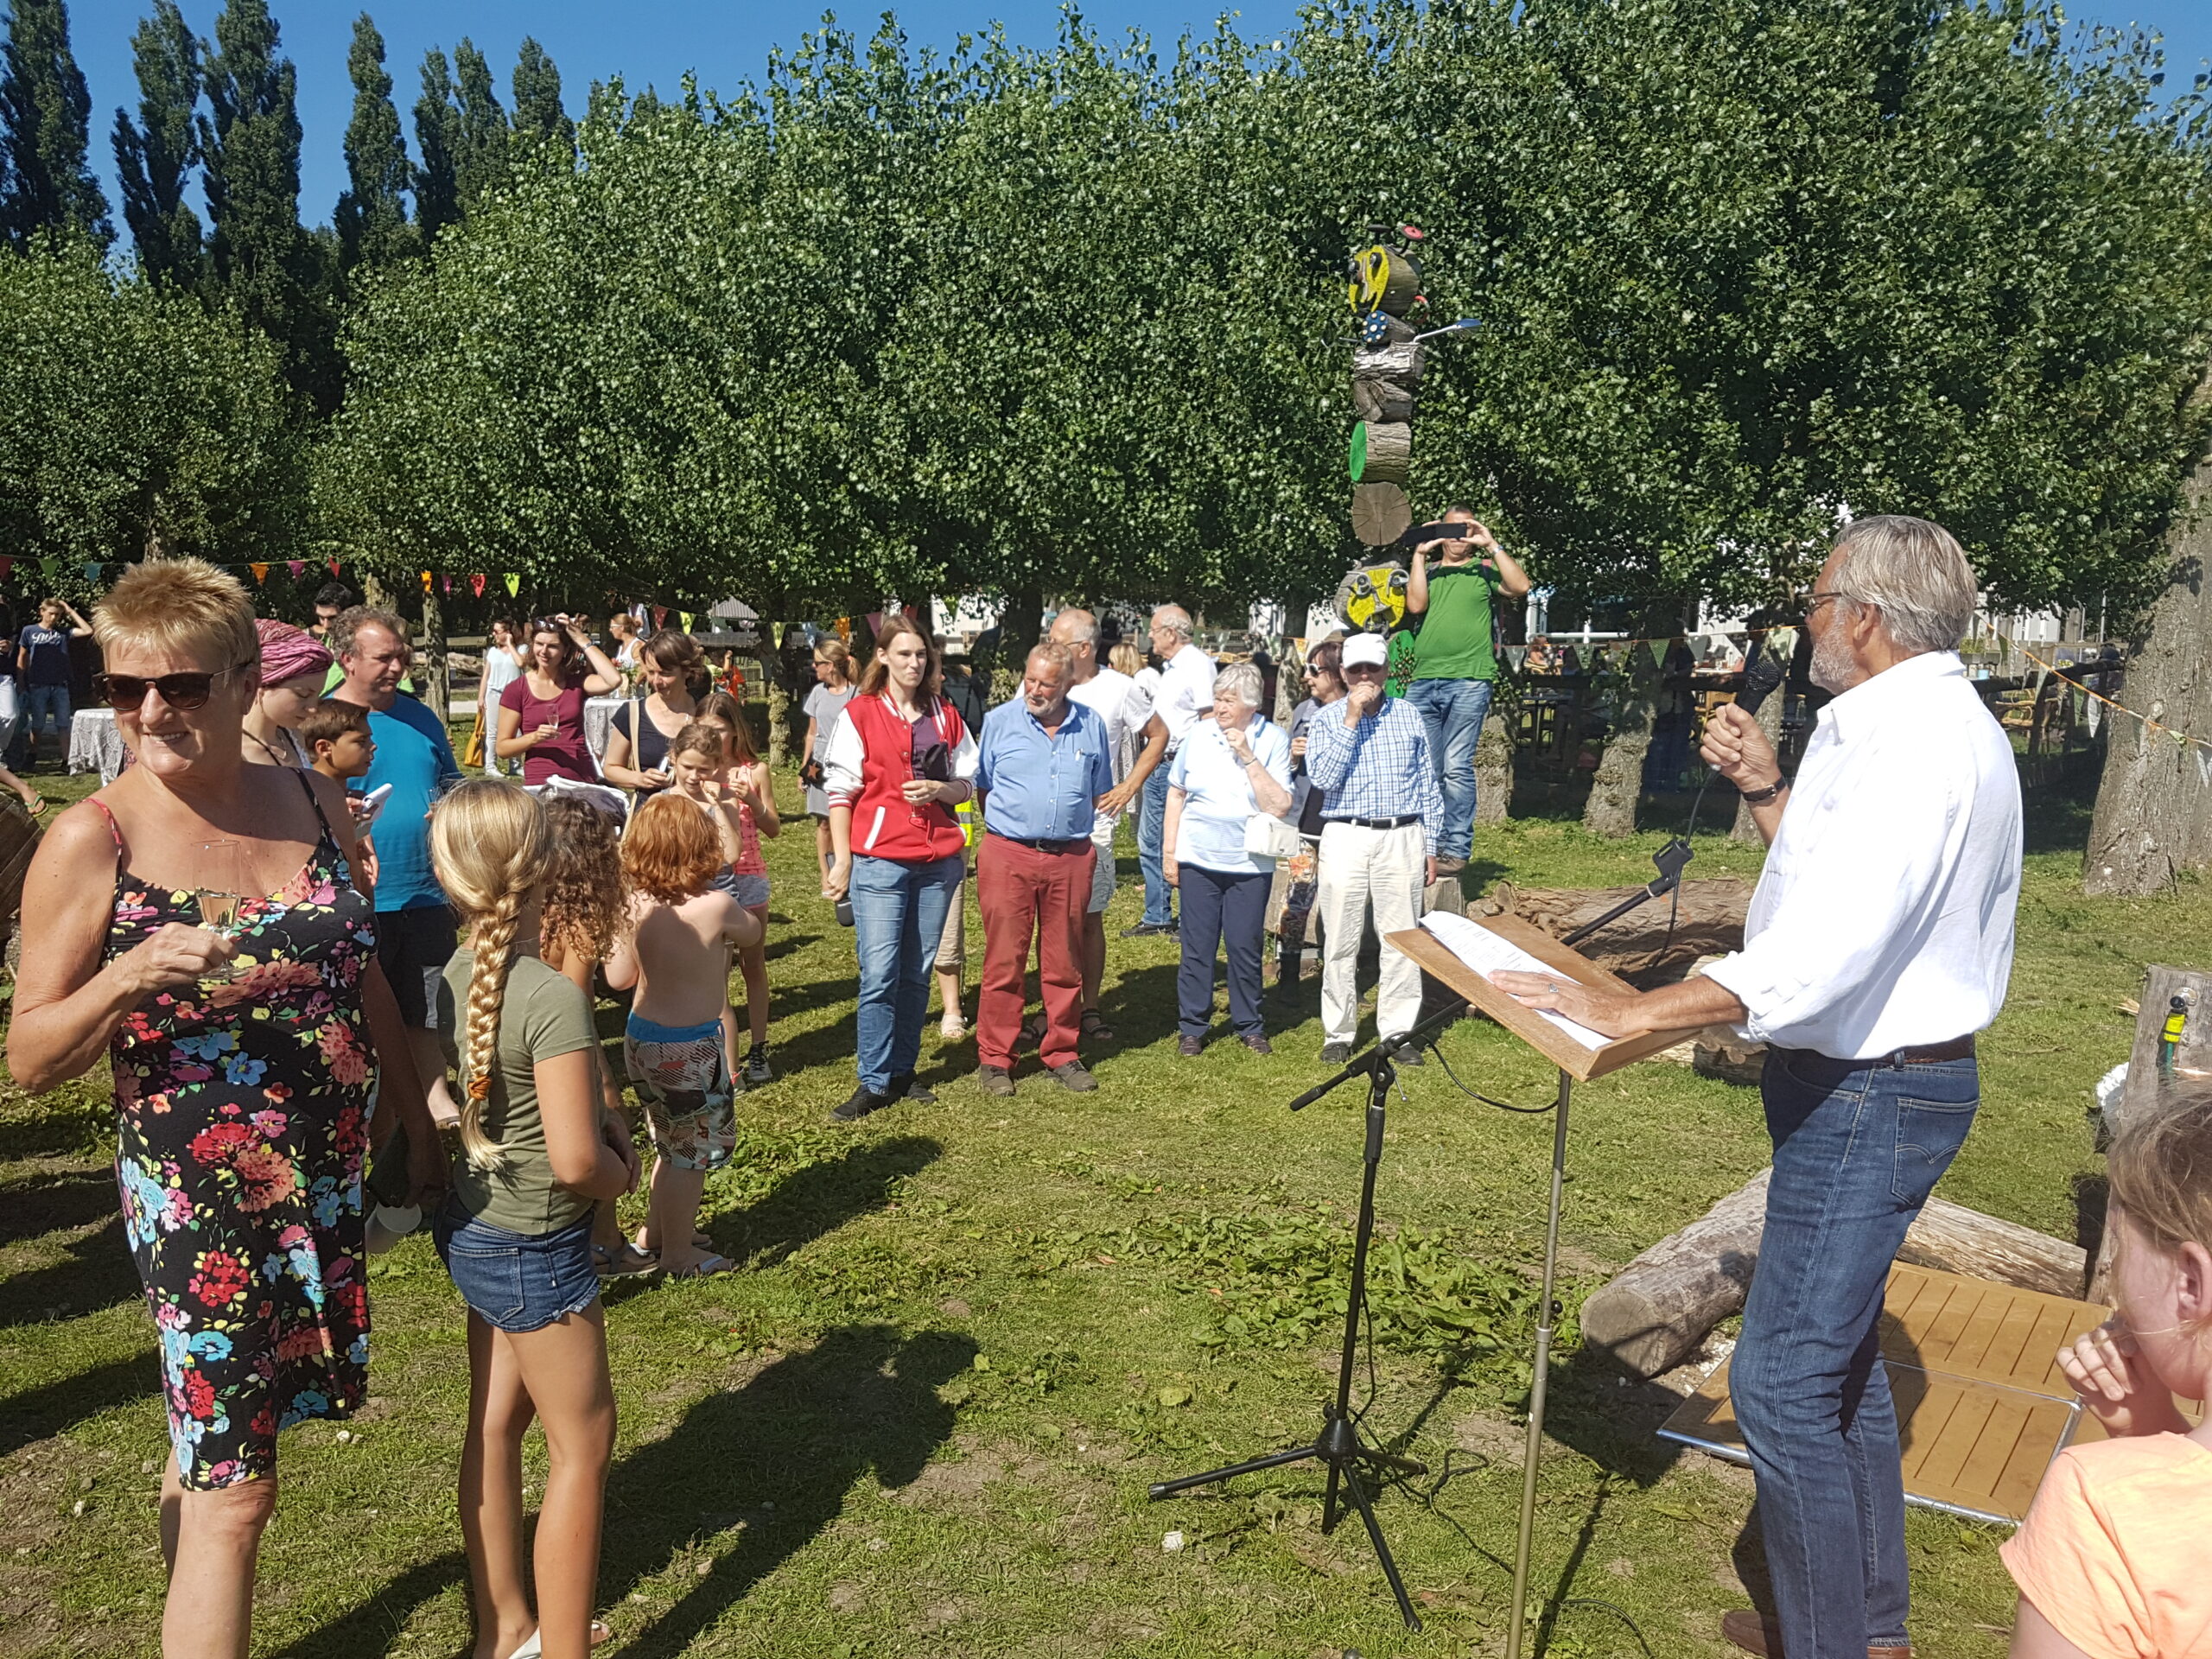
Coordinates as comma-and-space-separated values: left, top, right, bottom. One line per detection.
65, 0, 2212, 232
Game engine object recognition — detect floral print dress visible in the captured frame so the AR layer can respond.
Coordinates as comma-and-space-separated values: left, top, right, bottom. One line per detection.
95, 775, 377, 1490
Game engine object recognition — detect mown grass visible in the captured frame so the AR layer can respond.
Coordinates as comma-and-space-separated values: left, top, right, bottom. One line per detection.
0, 761, 2183, 1657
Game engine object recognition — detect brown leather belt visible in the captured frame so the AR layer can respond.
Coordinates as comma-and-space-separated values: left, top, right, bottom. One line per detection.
1789, 1034, 1976, 1068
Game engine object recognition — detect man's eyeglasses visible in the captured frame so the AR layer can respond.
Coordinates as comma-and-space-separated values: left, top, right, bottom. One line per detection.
1802, 591, 1853, 615
93, 662, 252, 713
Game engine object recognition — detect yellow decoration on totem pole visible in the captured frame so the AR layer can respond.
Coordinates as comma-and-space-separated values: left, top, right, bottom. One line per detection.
1346, 245, 1420, 318
1333, 560, 1410, 633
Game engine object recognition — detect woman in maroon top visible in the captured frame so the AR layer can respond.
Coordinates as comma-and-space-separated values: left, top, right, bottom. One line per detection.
494, 615, 623, 785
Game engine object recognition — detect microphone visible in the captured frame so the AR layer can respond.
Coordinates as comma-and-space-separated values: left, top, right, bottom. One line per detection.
1736, 655, 1785, 718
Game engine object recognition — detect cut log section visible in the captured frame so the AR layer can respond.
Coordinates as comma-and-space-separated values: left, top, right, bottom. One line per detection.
1581, 1170, 2091, 1379
1349, 421, 1411, 486
1348, 245, 1422, 318
1353, 376, 1416, 425
1351, 483, 1413, 548
1472, 878, 1751, 984
1351, 340, 1424, 390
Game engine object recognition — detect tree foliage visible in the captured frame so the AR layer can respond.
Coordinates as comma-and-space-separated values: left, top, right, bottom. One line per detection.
0, 244, 302, 565
111, 0, 202, 287
335, 11, 412, 272
511, 36, 572, 159
0, 0, 110, 249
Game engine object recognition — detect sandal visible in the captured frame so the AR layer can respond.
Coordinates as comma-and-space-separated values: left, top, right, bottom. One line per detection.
503, 1618, 613, 1659
939, 1018, 968, 1040
663, 1253, 734, 1280
593, 1243, 658, 1279
1080, 1008, 1116, 1043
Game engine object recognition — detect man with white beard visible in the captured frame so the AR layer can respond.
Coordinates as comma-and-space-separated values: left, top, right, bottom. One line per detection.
1491, 516, 2023, 1659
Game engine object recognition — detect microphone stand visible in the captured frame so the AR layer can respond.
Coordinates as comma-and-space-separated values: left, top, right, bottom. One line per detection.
1147, 991, 1472, 1632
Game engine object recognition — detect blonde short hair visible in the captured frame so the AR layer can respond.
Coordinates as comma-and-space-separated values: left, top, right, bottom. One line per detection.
92, 558, 258, 674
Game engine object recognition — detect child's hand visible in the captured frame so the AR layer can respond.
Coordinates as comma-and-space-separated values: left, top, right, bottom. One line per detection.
2056, 1319, 2186, 1436
602, 1113, 640, 1193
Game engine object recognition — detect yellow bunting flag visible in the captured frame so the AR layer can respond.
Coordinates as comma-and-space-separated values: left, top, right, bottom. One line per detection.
504, 574, 520, 597
679, 612, 695, 632
250, 563, 269, 585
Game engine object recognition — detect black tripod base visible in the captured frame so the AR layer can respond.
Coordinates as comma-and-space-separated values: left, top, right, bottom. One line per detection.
1148, 1408, 1429, 1630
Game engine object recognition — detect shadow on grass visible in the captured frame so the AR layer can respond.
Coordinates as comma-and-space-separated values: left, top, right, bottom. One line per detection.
274, 1324, 974, 1659
0, 1166, 116, 1247
0, 1350, 159, 1456
707, 1135, 940, 1269
0, 1211, 143, 1329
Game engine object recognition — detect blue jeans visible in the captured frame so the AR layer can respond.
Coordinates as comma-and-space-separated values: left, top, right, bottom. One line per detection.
22, 682, 69, 744
849, 852, 963, 1095
1405, 677, 1492, 861
1137, 764, 1174, 925
1734, 1046, 1979, 1657
1175, 864, 1269, 1039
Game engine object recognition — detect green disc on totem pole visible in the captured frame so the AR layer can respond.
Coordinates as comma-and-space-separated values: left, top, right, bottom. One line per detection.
1349, 422, 1370, 483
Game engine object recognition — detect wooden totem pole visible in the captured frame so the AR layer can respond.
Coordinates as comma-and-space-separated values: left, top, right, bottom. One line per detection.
1340, 225, 1431, 636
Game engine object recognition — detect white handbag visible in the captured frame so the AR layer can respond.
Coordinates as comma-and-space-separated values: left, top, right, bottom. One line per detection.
1243, 812, 1303, 861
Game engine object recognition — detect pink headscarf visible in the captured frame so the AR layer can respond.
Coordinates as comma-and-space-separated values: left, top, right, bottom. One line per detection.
256, 618, 334, 688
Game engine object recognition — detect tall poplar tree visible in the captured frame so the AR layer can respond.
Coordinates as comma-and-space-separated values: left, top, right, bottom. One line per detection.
511, 37, 572, 158
334, 12, 412, 271
0, 0, 111, 248
453, 39, 509, 210
111, 0, 203, 285
411, 47, 461, 240
200, 0, 331, 410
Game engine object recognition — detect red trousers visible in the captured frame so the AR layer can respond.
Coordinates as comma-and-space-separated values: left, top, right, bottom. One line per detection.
976, 834, 1095, 1071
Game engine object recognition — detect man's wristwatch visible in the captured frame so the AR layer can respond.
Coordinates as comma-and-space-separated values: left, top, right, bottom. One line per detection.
1738, 775, 1789, 805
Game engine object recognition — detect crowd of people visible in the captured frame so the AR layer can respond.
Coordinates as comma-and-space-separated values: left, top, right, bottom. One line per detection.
7, 507, 2207, 1659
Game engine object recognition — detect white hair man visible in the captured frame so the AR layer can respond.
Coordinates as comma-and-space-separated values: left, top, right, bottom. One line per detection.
1128, 604, 1215, 938
1049, 608, 1170, 1038
1304, 630, 1443, 1066
1492, 516, 2022, 1659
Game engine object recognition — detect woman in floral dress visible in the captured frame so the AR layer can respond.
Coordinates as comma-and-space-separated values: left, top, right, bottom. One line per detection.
9, 560, 444, 1659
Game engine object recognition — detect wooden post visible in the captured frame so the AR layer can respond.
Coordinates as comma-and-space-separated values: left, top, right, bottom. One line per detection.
2088, 964, 2212, 1298
419, 586, 450, 725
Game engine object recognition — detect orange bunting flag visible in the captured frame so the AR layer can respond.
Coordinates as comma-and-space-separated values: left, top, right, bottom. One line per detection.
420, 570, 433, 593
250, 563, 269, 584
469, 573, 486, 598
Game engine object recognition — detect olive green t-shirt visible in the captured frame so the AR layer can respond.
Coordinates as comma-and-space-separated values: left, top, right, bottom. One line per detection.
1407, 560, 1504, 683
436, 948, 600, 1236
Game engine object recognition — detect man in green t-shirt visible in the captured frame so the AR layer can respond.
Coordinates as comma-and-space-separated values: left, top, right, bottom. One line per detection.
1402, 505, 1532, 871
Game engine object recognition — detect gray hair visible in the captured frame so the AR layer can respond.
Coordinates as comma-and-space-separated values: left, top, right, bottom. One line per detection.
1052, 607, 1099, 647
1025, 639, 1074, 679
1151, 604, 1193, 640
1828, 516, 1975, 654
1213, 663, 1263, 710
331, 606, 410, 661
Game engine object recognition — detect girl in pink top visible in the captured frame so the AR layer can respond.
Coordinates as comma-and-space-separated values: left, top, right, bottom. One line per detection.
2002, 1085, 2212, 1658
684, 692, 779, 1090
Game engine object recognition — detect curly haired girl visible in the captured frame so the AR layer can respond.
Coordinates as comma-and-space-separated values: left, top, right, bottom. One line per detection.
430, 780, 638, 1659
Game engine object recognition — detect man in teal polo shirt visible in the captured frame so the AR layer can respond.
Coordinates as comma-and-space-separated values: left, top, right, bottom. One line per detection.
1403, 505, 1531, 871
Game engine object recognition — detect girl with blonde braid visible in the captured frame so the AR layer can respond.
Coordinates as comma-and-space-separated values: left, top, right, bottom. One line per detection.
429, 781, 637, 1659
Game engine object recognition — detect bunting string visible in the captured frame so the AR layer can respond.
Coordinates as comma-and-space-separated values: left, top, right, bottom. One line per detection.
2012, 644, 2212, 759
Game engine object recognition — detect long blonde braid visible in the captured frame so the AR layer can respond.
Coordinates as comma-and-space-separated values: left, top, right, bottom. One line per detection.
429, 780, 553, 1173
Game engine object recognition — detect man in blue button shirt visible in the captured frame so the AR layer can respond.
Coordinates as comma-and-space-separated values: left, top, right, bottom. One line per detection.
973, 641, 1116, 1098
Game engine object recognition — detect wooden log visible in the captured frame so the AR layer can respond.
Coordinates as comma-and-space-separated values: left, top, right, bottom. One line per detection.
1349, 421, 1411, 486
1351, 340, 1424, 390
1351, 483, 1412, 548
1583, 1172, 2092, 1378
1352, 376, 1416, 425
1472, 878, 1751, 983
1348, 245, 1421, 317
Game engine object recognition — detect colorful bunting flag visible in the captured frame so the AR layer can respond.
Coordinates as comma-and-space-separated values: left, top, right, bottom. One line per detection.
1648, 638, 1668, 667
504, 574, 520, 597
327, 558, 341, 578
81, 561, 102, 582
287, 561, 305, 581
678, 612, 695, 632
420, 570, 434, 593
441, 575, 453, 595
2086, 694, 2101, 736
250, 563, 269, 585
0, 556, 12, 580
652, 606, 669, 630
39, 557, 59, 583
469, 574, 486, 598
1503, 644, 1527, 670
2196, 747, 2211, 789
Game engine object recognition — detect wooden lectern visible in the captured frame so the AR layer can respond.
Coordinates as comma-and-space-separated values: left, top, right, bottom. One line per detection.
1385, 916, 1708, 1659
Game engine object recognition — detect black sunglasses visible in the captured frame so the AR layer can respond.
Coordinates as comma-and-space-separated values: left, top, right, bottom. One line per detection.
93, 661, 252, 713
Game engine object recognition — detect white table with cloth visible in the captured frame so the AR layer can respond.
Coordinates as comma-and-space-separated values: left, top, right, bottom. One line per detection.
68, 708, 129, 784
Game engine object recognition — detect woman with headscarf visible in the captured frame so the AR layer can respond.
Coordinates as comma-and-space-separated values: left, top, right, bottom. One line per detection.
239, 620, 334, 770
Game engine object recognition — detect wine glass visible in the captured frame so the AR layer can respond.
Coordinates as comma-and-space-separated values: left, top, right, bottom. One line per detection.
195, 839, 249, 982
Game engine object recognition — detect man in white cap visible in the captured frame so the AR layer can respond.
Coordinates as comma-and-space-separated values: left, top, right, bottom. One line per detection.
1303, 629, 1443, 1065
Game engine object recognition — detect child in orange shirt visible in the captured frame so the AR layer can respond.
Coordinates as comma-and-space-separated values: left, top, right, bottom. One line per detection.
2002, 1085, 2212, 1658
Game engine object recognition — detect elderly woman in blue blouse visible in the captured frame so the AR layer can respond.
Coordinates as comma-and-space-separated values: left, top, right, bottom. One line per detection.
1162, 663, 1294, 1056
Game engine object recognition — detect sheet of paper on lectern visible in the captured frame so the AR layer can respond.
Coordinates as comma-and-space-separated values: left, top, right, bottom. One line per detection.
1419, 912, 1610, 1050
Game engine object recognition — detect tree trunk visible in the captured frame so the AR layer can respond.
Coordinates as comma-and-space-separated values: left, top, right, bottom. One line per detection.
1725, 632, 1796, 849
1583, 622, 1674, 837
994, 584, 1044, 700
418, 586, 449, 725
2085, 386, 2212, 895
1474, 681, 1516, 823
1582, 1171, 2088, 1379
360, 570, 391, 611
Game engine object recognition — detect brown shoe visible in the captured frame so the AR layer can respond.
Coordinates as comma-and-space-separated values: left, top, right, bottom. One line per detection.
1720, 1611, 1910, 1659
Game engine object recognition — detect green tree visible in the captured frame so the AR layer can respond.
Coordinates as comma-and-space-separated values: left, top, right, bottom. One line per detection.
0, 243, 302, 566
200, 0, 335, 411
111, 0, 203, 287
334, 12, 413, 272
453, 38, 508, 211
511, 36, 572, 158
0, 0, 111, 248
410, 47, 461, 240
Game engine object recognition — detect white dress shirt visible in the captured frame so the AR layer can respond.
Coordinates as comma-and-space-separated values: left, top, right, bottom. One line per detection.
1154, 643, 1217, 749
1702, 651, 2022, 1060
1069, 664, 1138, 836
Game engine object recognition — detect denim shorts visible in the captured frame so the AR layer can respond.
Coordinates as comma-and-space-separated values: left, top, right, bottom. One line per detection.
433, 1205, 600, 1332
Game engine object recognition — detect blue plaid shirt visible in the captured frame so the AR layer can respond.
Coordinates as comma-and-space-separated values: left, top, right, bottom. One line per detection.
1304, 696, 1445, 856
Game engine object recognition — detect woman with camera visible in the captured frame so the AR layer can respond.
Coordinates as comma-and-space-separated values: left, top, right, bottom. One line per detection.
819, 617, 977, 1122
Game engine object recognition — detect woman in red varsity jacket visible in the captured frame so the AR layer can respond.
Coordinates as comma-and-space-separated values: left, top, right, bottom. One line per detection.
820, 616, 979, 1122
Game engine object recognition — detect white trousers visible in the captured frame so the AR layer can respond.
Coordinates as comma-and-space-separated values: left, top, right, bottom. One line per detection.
1314, 821, 1427, 1046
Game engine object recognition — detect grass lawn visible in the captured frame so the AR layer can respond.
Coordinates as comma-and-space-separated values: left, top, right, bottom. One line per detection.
0, 761, 2183, 1657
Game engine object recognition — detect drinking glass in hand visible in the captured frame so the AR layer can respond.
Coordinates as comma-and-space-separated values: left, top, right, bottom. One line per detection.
195, 838, 248, 982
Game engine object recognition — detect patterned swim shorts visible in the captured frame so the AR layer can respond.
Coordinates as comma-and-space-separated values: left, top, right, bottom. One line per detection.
623, 1014, 735, 1171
